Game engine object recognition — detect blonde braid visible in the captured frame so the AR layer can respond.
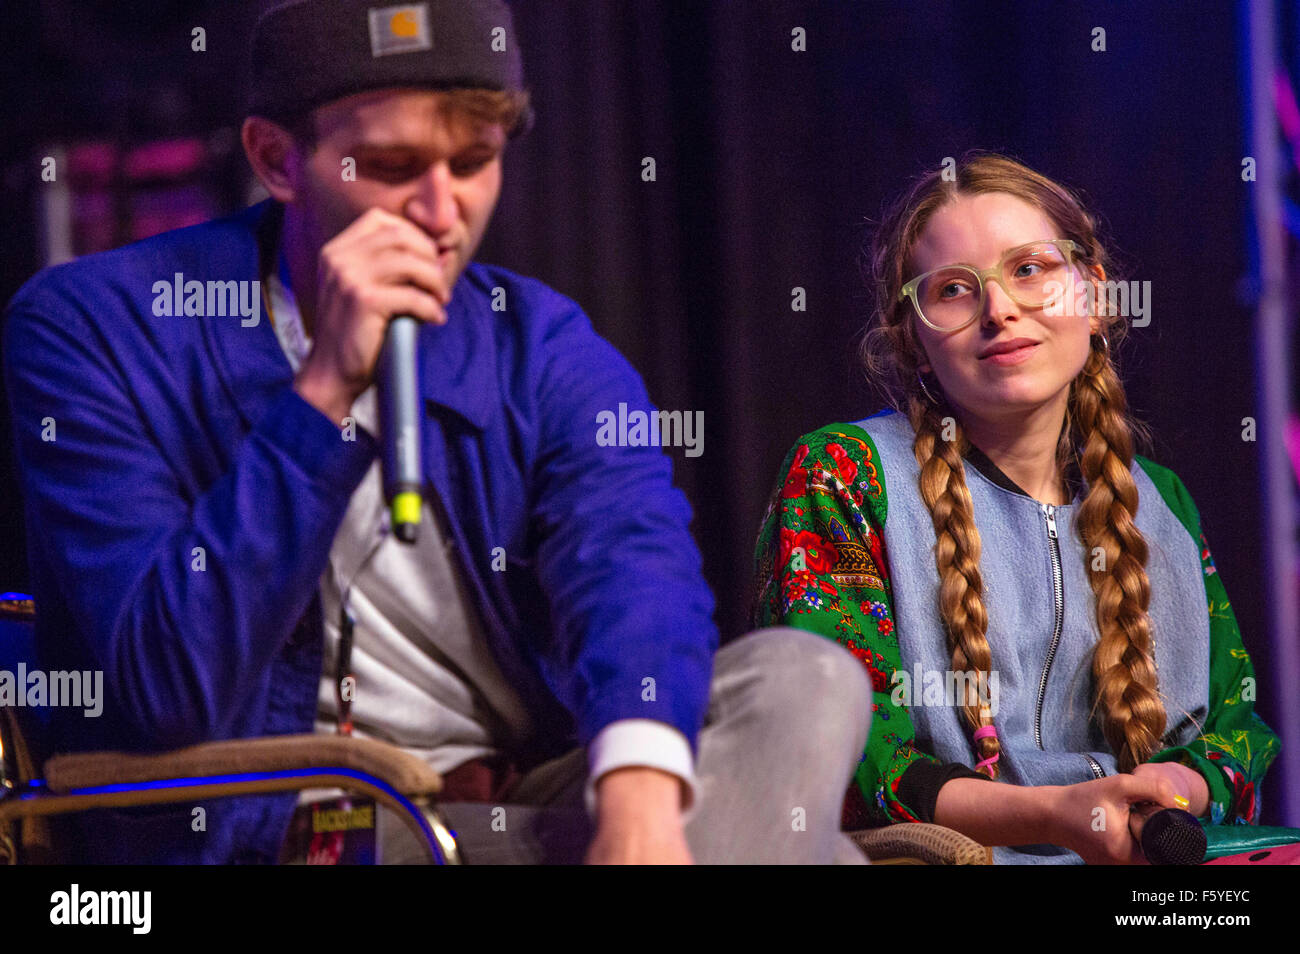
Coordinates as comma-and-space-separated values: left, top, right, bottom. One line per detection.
1072, 336, 1167, 771
908, 393, 1002, 778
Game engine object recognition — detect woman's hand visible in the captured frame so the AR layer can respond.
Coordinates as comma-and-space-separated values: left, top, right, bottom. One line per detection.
1046, 773, 1186, 864
1131, 761, 1209, 817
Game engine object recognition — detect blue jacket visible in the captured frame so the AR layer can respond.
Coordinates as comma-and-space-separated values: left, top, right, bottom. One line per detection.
3, 200, 718, 863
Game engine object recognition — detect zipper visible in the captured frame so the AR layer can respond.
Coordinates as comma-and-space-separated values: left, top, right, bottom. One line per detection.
1033, 504, 1109, 783
1033, 503, 1065, 750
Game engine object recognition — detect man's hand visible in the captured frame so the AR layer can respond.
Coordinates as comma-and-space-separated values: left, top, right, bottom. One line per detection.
585, 766, 693, 865
294, 207, 451, 425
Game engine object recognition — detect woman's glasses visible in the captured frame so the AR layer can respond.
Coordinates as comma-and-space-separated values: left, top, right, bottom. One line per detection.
899, 239, 1081, 332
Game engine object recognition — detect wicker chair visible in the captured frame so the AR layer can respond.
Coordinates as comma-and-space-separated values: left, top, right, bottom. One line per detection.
850, 823, 991, 864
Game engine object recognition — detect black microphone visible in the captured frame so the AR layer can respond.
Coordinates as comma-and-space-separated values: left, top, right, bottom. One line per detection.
1129, 805, 1207, 865
376, 315, 422, 544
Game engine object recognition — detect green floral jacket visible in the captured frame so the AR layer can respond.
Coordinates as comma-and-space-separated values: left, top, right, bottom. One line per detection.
752, 421, 1280, 829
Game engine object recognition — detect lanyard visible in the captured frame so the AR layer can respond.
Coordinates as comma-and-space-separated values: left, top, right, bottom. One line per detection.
262, 248, 366, 738
262, 246, 312, 372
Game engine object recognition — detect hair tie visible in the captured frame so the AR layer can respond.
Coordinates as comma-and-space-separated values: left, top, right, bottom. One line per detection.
973, 724, 999, 772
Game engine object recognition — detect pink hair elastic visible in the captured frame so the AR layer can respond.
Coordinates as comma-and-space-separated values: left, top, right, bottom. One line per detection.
973, 724, 999, 771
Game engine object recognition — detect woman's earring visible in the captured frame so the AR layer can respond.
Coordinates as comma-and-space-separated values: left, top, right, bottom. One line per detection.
917, 369, 941, 405
1093, 329, 1110, 354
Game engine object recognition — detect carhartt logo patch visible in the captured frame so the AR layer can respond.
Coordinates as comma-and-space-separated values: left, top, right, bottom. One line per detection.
368, 3, 431, 57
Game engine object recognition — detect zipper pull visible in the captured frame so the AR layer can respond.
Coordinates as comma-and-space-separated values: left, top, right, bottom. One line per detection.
1042, 503, 1058, 539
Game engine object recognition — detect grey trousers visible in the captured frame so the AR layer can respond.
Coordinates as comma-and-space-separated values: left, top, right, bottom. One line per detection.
377, 626, 873, 864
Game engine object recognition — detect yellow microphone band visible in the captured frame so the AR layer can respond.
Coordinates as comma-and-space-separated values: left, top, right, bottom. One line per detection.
391, 491, 422, 526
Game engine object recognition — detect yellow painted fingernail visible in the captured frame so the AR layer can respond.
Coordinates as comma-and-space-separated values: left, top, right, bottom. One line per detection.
1174, 795, 1190, 809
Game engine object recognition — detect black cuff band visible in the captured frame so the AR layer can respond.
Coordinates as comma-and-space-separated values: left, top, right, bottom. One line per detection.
896, 760, 990, 824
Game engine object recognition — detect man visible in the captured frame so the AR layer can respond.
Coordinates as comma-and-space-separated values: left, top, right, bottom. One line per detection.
4, 0, 870, 863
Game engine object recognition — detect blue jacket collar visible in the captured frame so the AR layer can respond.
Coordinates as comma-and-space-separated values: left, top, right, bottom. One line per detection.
963, 442, 1084, 504
206, 199, 498, 434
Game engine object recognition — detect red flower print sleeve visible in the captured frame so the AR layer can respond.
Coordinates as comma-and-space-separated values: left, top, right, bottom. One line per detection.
752, 423, 945, 826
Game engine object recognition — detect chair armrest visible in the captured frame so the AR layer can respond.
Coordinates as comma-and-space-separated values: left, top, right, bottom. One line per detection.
1204, 825, 1300, 860
848, 823, 992, 865
2, 735, 454, 864
43, 734, 443, 797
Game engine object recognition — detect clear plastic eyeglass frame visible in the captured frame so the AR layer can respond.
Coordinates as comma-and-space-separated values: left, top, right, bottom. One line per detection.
898, 238, 1082, 332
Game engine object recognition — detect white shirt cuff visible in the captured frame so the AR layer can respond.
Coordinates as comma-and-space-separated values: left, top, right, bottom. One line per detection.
584, 719, 698, 823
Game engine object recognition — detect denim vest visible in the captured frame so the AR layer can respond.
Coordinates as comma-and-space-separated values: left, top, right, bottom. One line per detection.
853, 409, 1210, 864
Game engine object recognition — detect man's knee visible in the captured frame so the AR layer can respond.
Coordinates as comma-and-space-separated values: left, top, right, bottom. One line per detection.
715, 626, 872, 750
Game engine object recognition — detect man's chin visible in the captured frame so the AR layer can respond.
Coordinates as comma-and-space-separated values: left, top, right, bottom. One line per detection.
440, 249, 463, 281
444, 259, 470, 297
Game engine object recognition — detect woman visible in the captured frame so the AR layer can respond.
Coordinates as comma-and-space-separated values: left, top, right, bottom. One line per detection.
752, 152, 1280, 864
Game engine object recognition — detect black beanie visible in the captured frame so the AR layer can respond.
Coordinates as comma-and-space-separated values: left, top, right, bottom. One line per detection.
248, 0, 532, 136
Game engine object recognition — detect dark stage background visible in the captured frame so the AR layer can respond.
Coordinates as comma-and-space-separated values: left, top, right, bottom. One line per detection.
0, 2, 1292, 825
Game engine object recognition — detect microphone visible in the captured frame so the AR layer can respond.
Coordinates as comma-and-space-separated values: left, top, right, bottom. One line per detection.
377, 315, 422, 544
1129, 805, 1207, 865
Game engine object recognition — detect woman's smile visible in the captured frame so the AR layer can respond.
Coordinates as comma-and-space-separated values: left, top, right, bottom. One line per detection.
978, 337, 1040, 366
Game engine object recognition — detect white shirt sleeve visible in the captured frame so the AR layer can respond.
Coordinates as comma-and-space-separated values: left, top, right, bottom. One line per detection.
584, 718, 699, 823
